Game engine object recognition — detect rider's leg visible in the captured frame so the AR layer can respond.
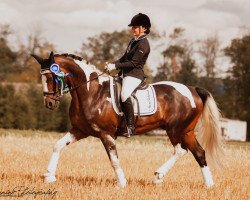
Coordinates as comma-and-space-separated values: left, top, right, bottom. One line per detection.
121, 76, 141, 137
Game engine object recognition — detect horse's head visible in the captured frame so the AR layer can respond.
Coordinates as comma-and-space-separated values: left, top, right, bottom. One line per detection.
31, 52, 69, 110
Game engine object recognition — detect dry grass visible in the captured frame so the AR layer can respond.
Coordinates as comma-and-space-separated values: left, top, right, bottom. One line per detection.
0, 129, 249, 200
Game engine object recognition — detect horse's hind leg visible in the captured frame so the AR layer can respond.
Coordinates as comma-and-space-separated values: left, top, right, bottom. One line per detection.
44, 129, 83, 183
153, 134, 188, 184
100, 133, 127, 188
182, 130, 214, 188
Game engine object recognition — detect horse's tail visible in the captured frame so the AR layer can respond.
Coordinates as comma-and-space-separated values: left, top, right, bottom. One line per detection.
195, 87, 224, 168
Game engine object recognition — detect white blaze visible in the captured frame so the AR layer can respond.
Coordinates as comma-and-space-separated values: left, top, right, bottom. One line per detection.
41, 75, 49, 93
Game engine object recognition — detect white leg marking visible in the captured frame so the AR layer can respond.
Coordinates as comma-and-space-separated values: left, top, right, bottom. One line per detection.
201, 166, 214, 188
110, 151, 127, 188
106, 135, 127, 188
153, 144, 187, 184
44, 132, 76, 183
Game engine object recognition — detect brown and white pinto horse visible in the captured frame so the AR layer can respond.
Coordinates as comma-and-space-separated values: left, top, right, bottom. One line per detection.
31, 52, 223, 188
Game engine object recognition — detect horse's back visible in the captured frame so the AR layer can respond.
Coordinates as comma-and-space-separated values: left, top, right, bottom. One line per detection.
151, 81, 201, 108
151, 81, 204, 132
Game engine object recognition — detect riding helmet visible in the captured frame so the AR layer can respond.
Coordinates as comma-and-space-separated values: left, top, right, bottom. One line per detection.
128, 13, 151, 28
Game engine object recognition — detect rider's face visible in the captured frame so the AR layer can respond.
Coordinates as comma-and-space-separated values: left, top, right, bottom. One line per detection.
131, 26, 145, 37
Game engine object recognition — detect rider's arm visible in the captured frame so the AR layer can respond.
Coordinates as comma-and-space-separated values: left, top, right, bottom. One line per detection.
115, 40, 150, 69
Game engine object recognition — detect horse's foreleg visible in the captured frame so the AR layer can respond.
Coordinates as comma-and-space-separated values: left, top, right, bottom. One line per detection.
100, 134, 127, 188
153, 143, 187, 184
44, 132, 76, 183
182, 131, 214, 188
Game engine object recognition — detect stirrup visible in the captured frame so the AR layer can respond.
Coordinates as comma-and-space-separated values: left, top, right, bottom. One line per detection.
122, 132, 131, 138
125, 126, 135, 137
120, 126, 135, 138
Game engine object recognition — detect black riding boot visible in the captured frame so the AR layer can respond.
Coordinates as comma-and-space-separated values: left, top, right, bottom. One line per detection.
122, 97, 135, 137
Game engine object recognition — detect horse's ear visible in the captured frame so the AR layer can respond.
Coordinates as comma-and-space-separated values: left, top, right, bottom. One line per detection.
49, 51, 55, 63
31, 54, 44, 64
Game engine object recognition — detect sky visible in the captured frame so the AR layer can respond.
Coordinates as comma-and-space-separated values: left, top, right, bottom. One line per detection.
0, 0, 250, 72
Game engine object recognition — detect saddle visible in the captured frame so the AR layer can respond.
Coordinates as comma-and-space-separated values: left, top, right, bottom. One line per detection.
110, 76, 157, 117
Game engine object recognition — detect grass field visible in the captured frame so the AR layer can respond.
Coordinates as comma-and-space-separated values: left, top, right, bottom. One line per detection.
0, 129, 249, 199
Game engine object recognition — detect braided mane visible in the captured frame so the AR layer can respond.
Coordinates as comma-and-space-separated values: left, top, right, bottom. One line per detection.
55, 53, 107, 78
55, 53, 84, 62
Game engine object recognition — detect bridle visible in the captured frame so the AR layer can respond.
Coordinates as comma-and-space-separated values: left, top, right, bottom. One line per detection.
41, 69, 71, 97
41, 63, 108, 98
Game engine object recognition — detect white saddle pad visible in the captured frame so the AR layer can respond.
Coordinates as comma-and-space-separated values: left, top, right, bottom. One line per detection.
109, 77, 158, 116
132, 85, 157, 116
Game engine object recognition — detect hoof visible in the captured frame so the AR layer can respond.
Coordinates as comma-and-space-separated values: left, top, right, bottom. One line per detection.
117, 179, 127, 188
153, 172, 164, 184
153, 178, 163, 184
205, 181, 214, 188
44, 173, 57, 183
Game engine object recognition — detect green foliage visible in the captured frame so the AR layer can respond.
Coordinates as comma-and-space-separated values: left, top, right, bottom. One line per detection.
0, 22, 249, 140
153, 63, 171, 82
176, 55, 198, 85
159, 27, 189, 82
0, 38, 18, 76
0, 85, 34, 129
0, 84, 71, 132
198, 34, 220, 78
79, 29, 156, 81
162, 45, 185, 58
79, 30, 131, 68
224, 34, 250, 139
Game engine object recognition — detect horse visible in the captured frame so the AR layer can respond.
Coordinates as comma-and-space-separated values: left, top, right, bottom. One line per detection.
31, 52, 223, 188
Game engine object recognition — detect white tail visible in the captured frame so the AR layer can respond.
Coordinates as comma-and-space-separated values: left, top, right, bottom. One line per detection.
196, 94, 224, 168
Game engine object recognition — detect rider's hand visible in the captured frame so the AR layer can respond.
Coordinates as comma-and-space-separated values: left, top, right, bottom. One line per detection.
105, 63, 116, 72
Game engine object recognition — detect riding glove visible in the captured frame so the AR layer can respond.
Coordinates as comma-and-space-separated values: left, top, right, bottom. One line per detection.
105, 63, 116, 72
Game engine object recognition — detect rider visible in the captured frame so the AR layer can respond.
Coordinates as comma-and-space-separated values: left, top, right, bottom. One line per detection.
105, 13, 151, 137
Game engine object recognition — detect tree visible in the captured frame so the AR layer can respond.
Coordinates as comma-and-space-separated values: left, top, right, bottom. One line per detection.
198, 34, 220, 78
154, 27, 192, 82
78, 29, 157, 81
78, 30, 132, 69
162, 45, 185, 81
16, 29, 57, 82
0, 23, 12, 41
224, 34, 250, 140
0, 23, 18, 78
0, 84, 35, 129
176, 53, 198, 86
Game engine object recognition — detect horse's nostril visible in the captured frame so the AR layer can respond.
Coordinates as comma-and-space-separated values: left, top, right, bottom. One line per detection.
48, 102, 53, 107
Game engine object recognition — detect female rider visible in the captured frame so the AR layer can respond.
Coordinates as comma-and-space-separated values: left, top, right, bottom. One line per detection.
105, 13, 151, 137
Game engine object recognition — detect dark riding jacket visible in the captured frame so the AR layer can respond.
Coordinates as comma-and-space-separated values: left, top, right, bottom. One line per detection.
114, 35, 150, 80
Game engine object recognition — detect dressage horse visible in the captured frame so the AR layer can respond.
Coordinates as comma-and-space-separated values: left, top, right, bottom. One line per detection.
31, 52, 223, 188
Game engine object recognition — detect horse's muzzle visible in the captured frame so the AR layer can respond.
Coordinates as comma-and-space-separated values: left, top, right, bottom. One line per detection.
44, 96, 60, 110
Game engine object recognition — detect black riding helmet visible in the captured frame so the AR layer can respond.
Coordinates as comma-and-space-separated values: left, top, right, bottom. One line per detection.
128, 13, 151, 34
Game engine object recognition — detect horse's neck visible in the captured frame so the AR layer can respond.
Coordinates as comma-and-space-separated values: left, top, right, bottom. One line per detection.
70, 72, 110, 115
67, 59, 110, 114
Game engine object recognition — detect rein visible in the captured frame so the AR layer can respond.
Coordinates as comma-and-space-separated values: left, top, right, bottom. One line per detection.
42, 68, 108, 96
59, 70, 108, 94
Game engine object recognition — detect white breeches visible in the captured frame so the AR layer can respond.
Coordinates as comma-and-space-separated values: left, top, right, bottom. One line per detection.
121, 76, 141, 102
